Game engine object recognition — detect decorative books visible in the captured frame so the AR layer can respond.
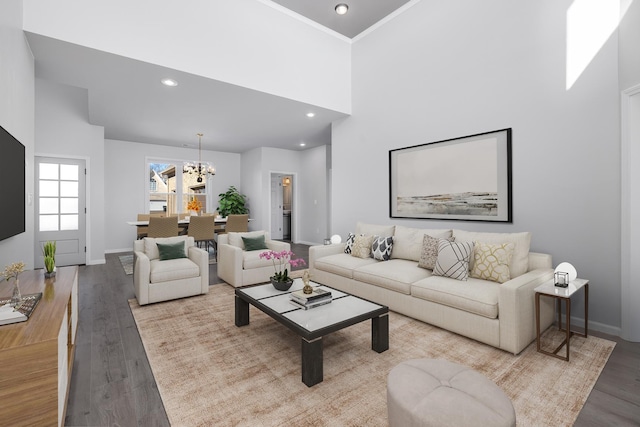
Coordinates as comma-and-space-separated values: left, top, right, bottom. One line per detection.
290, 288, 332, 310
0, 293, 42, 326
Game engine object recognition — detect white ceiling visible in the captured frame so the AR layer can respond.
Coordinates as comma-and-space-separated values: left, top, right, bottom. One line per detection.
26, 1, 411, 153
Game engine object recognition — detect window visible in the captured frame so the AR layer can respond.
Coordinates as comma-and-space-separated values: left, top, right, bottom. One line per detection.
147, 160, 210, 214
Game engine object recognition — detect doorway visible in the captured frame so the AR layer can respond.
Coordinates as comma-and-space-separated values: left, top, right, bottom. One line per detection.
34, 156, 87, 267
270, 173, 294, 241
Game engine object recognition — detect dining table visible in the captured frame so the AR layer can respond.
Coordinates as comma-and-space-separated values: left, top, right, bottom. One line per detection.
126, 216, 229, 235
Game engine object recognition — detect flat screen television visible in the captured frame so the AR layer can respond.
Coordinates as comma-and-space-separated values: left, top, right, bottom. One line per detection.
0, 124, 26, 241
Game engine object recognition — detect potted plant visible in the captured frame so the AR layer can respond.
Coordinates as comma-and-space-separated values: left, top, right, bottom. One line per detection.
259, 250, 306, 291
43, 241, 56, 278
217, 186, 249, 217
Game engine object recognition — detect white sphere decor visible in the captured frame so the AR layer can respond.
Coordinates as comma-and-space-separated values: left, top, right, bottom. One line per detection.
330, 234, 342, 244
554, 262, 577, 281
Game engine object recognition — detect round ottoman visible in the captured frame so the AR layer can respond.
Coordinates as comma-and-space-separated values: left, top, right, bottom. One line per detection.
387, 359, 515, 427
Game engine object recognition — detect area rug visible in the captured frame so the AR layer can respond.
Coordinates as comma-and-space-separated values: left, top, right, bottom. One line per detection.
118, 254, 133, 275
129, 284, 615, 427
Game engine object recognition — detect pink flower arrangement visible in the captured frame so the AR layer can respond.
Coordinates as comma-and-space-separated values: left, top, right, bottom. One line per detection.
259, 250, 306, 282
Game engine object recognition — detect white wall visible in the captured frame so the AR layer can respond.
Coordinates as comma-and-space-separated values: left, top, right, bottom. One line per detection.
105, 139, 241, 252
35, 79, 106, 264
620, 0, 640, 90
22, 0, 351, 114
241, 145, 329, 245
332, 1, 621, 332
0, 0, 35, 269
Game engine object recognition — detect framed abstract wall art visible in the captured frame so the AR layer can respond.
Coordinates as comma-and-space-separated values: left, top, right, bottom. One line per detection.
389, 128, 512, 222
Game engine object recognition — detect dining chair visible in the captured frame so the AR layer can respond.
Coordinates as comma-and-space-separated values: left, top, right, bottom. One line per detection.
225, 214, 249, 232
188, 215, 216, 252
137, 214, 150, 239
147, 216, 179, 238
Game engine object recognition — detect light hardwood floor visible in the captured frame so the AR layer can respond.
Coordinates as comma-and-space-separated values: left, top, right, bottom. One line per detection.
65, 245, 639, 426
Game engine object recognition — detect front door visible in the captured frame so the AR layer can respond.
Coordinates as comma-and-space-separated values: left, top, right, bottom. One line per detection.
34, 157, 87, 267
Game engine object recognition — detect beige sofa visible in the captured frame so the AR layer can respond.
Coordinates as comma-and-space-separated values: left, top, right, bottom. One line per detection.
309, 222, 555, 354
133, 236, 209, 305
217, 231, 291, 287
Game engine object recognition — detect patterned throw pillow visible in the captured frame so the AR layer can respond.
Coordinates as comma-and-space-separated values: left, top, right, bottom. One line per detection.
351, 234, 375, 259
418, 235, 453, 270
344, 233, 356, 254
470, 241, 515, 283
433, 240, 474, 280
371, 236, 394, 261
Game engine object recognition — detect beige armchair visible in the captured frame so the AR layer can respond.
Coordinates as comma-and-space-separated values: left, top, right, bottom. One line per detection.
133, 235, 209, 305
217, 230, 290, 287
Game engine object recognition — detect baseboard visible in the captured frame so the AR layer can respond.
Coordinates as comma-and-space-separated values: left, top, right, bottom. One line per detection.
87, 258, 106, 265
570, 315, 621, 337
105, 247, 133, 254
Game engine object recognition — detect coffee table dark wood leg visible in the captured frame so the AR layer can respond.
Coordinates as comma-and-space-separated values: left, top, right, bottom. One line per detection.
372, 313, 389, 353
235, 296, 249, 327
301, 337, 323, 387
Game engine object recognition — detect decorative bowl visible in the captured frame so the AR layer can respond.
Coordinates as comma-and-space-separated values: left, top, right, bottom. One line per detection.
271, 277, 293, 291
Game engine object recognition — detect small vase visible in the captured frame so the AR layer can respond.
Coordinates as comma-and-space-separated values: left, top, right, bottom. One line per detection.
10, 279, 22, 307
271, 277, 293, 291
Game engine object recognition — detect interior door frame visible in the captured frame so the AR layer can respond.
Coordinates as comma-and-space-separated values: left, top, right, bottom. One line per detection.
621, 83, 640, 342
269, 170, 297, 242
34, 154, 88, 267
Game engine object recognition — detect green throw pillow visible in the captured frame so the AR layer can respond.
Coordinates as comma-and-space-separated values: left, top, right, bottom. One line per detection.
157, 241, 187, 260
242, 235, 268, 251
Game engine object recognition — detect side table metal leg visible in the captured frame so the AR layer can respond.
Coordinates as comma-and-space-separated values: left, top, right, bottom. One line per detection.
565, 299, 571, 361
372, 313, 389, 353
235, 296, 249, 327
302, 337, 323, 387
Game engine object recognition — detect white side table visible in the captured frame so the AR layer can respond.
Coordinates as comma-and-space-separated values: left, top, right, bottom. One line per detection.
534, 278, 589, 361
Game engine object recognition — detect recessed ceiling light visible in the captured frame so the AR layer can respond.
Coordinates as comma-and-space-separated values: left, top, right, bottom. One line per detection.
335, 4, 349, 15
300, 143, 306, 147
161, 78, 178, 87
306, 112, 315, 118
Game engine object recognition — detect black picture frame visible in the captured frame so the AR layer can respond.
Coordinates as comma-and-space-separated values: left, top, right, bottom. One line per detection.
389, 128, 512, 222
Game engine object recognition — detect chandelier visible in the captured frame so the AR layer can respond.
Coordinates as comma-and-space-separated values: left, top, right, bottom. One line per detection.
183, 133, 215, 183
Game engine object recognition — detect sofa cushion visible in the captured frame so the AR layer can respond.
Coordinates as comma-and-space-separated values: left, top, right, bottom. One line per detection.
352, 234, 375, 259
470, 242, 514, 284
242, 235, 268, 251
355, 222, 395, 238
411, 276, 500, 319
391, 226, 452, 261
149, 258, 200, 283
144, 236, 189, 261
353, 259, 432, 295
157, 241, 187, 260
453, 230, 531, 278
344, 232, 356, 254
372, 235, 394, 261
433, 240, 474, 281
314, 253, 377, 279
243, 250, 278, 270
228, 231, 265, 250
418, 235, 454, 270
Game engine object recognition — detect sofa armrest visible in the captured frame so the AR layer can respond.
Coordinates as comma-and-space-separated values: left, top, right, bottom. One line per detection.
188, 246, 209, 294
499, 268, 555, 354
528, 252, 552, 271
309, 244, 345, 270
266, 240, 291, 252
217, 243, 244, 287
133, 250, 151, 305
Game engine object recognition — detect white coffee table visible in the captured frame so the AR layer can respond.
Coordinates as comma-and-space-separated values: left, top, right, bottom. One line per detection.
534, 278, 589, 361
235, 279, 389, 386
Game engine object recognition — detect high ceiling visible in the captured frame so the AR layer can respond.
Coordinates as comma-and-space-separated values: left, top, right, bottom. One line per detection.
27, 1, 412, 153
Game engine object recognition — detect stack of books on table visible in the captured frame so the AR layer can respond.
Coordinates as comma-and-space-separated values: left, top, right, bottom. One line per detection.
290, 288, 332, 310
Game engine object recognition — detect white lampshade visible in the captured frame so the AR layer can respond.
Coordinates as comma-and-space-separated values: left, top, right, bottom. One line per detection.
330, 234, 342, 244
554, 262, 577, 281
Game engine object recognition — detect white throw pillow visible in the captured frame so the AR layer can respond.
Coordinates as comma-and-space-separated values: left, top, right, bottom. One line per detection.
228, 231, 266, 250
391, 226, 452, 261
144, 236, 188, 261
452, 230, 531, 278
351, 234, 375, 259
470, 241, 515, 284
418, 234, 453, 270
433, 240, 474, 281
